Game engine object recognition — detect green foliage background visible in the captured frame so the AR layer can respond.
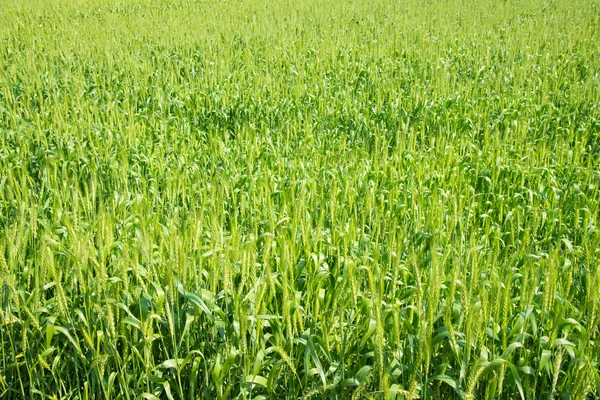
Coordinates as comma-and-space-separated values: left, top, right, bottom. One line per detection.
1, 0, 599, 398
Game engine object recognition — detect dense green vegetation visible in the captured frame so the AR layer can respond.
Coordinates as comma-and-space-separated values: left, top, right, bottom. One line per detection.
1, 0, 599, 398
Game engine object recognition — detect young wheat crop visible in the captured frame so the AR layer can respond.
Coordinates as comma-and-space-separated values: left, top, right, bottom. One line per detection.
1, 0, 599, 398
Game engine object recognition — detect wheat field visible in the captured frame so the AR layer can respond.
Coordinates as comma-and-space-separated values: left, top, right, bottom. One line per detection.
1, 0, 599, 398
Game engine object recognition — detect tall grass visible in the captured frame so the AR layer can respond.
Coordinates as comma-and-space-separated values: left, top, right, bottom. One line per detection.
1, 0, 599, 398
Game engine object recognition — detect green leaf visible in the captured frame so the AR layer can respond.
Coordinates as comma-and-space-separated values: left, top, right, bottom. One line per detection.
355, 365, 372, 381
54, 326, 82, 355
539, 350, 552, 373
306, 334, 326, 387
432, 330, 450, 347
183, 291, 214, 320
45, 317, 56, 348
212, 353, 223, 385
360, 316, 377, 347
246, 375, 268, 388
41, 347, 56, 358
553, 339, 576, 359
519, 366, 535, 375
508, 362, 525, 400
121, 316, 142, 331
341, 378, 359, 387
74, 308, 88, 326
594, 367, 600, 395
159, 358, 186, 370
501, 342, 523, 359
559, 318, 581, 329
163, 381, 175, 400
432, 374, 457, 389
481, 358, 506, 377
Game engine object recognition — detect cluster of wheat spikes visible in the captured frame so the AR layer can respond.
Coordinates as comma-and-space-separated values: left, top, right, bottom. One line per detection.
1, 0, 599, 398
